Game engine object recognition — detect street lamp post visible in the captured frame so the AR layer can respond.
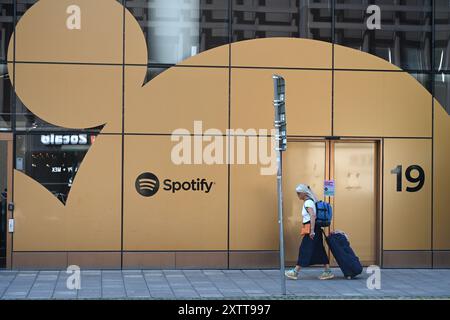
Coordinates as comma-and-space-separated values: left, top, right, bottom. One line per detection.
273, 75, 287, 296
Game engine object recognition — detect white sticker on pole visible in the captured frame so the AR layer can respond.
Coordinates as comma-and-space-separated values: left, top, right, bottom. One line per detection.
8, 219, 14, 233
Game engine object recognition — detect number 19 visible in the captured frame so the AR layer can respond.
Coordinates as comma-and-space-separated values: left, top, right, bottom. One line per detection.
390, 165, 425, 192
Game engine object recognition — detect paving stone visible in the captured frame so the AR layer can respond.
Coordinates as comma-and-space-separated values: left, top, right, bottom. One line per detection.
150, 291, 175, 298
27, 290, 54, 299
53, 291, 78, 299
0, 268, 449, 299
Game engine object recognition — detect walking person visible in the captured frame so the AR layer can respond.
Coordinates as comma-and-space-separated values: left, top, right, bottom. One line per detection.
285, 184, 334, 280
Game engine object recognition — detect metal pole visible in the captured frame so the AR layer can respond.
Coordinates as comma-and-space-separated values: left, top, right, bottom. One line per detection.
277, 149, 286, 295
273, 75, 286, 296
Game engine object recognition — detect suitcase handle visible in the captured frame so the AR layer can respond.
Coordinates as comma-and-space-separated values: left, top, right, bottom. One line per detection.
321, 228, 332, 263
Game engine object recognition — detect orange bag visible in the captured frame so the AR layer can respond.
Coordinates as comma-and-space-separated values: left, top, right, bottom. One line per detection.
300, 223, 311, 236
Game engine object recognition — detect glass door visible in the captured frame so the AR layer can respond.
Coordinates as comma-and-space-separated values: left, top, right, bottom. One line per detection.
0, 133, 12, 268
330, 141, 380, 266
283, 140, 326, 265
283, 139, 380, 267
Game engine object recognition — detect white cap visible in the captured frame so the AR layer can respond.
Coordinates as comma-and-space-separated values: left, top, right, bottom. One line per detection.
295, 184, 318, 202
295, 184, 309, 194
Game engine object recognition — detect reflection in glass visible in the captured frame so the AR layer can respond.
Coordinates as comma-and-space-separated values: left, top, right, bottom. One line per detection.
127, 0, 229, 64
0, 64, 12, 130
15, 95, 105, 132
409, 72, 431, 93
435, 0, 450, 71
16, 0, 35, 25
144, 67, 168, 82
15, 133, 97, 204
233, 0, 332, 42
0, 0, 13, 62
335, 0, 432, 71
435, 73, 450, 115
15, 95, 61, 131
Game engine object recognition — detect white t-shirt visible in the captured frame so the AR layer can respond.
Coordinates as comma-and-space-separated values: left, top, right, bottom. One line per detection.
302, 199, 316, 223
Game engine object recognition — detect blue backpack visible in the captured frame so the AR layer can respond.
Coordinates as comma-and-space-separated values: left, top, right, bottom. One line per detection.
305, 200, 333, 227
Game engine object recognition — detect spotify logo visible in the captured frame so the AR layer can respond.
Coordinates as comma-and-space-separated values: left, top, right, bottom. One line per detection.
135, 172, 160, 197
135, 172, 215, 197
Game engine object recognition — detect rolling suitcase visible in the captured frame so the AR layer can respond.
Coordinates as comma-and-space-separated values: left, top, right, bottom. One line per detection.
323, 230, 363, 279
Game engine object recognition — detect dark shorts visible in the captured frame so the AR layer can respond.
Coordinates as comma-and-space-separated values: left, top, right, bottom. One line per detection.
297, 224, 329, 267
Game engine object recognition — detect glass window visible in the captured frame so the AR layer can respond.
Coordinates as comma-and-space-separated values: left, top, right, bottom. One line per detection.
15, 95, 61, 131
435, 0, 450, 71
434, 73, 450, 115
0, 64, 12, 130
0, 139, 7, 268
15, 133, 98, 204
0, 0, 13, 62
15, 94, 105, 132
126, 0, 230, 65
144, 66, 168, 82
335, 0, 432, 71
16, 0, 34, 24
409, 71, 432, 94
232, 0, 332, 42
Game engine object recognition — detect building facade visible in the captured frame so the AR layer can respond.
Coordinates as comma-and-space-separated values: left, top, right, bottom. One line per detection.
0, 0, 449, 269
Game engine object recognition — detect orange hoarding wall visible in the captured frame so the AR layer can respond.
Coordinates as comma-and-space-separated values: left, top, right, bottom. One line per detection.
5, 0, 449, 266
434, 102, 450, 250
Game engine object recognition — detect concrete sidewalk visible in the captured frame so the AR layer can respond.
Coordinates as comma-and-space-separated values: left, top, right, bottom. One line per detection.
0, 268, 449, 300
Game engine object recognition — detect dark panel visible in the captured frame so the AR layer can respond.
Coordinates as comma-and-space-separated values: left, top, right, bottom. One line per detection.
434, 73, 450, 115
232, 0, 332, 42
123, 252, 176, 269
176, 251, 228, 269
434, 0, 450, 71
0, 64, 12, 129
0, 0, 13, 62
383, 250, 432, 268
229, 251, 279, 269
335, 0, 432, 71
67, 252, 121, 269
13, 252, 68, 270
433, 251, 450, 268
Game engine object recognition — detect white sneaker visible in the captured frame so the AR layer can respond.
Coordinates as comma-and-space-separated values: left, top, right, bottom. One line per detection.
285, 268, 299, 280
318, 270, 335, 280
